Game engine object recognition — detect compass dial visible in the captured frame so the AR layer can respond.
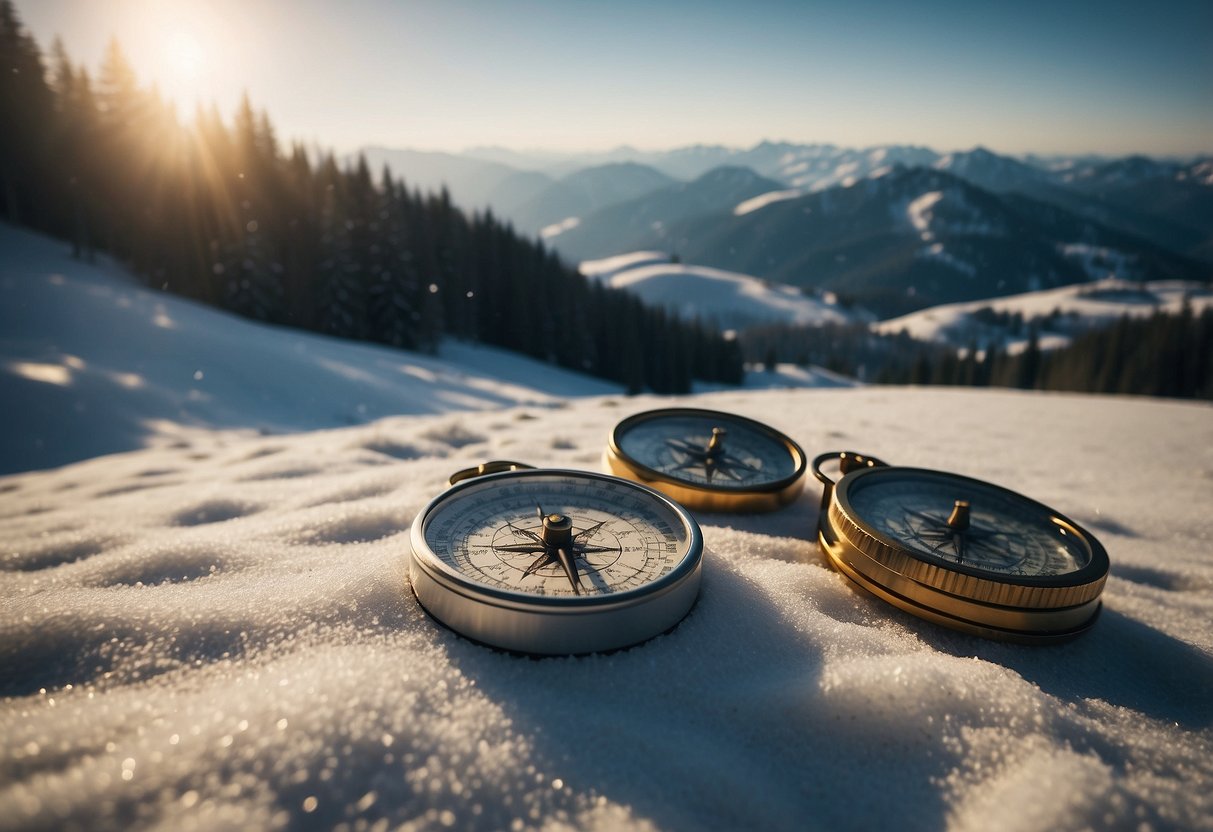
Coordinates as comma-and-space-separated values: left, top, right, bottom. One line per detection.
410, 469, 703, 655
845, 472, 1091, 578
606, 408, 807, 512
421, 473, 692, 598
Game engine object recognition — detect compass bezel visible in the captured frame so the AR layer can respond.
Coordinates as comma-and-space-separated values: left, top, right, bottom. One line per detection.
831, 466, 1110, 597
605, 407, 808, 512
409, 467, 704, 655
816, 458, 1111, 641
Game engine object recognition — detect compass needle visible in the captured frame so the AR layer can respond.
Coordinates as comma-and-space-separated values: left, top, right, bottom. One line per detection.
556, 546, 583, 595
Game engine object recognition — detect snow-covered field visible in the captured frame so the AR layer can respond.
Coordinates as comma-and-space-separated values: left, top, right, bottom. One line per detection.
875, 277, 1213, 351
3, 223, 1213, 831
4, 387, 1212, 831
579, 252, 861, 330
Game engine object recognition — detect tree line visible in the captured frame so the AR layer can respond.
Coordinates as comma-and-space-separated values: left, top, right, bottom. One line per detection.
0, 1, 742, 393
743, 306, 1213, 400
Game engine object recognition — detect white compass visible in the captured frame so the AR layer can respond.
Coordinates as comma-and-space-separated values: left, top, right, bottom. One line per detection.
409, 463, 703, 655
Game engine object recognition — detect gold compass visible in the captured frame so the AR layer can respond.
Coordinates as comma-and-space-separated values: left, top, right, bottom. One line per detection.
604, 408, 807, 513
813, 451, 1110, 644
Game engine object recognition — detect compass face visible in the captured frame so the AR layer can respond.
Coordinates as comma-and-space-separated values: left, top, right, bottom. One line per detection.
844, 470, 1092, 578
615, 411, 800, 491
420, 471, 695, 599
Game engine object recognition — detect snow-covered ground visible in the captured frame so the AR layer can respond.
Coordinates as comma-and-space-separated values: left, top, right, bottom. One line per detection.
0, 224, 622, 474
875, 277, 1213, 352
3, 387, 1212, 831
579, 251, 862, 330
3, 222, 1213, 831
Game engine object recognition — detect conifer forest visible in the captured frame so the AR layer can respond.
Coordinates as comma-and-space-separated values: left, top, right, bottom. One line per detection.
0, 3, 742, 394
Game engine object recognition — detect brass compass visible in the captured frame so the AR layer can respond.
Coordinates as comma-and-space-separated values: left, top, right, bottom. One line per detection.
604, 408, 807, 512
814, 451, 1110, 643
409, 462, 703, 655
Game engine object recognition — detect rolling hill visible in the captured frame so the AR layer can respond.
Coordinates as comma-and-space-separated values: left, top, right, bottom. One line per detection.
578, 251, 866, 331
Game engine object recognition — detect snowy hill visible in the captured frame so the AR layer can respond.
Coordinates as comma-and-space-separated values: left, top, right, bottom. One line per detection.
0, 223, 620, 474
874, 277, 1213, 352
579, 251, 865, 330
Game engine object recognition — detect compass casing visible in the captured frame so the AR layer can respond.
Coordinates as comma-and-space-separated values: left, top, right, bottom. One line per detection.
605, 407, 808, 513
818, 461, 1110, 643
410, 468, 704, 655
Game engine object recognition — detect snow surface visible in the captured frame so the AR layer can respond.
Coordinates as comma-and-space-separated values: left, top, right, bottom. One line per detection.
3, 223, 1213, 832
0, 224, 619, 474
1059, 243, 1138, 282
3, 386, 1212, 831
733, 189, 803, 216
907, 191, 945, 242
875, 277, 1213, 350
578, 251, 674, 282
539, 217, 580, 240
579, 252, 859, 331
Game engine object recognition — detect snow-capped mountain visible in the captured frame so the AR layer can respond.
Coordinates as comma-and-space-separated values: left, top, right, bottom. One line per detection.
615, 167, 1207, 318
544, 166, 785, 261
1060, 156, 1213, 261
932, 147, 1053, 193
507, 163, 677, 235
578, 251, 867, 331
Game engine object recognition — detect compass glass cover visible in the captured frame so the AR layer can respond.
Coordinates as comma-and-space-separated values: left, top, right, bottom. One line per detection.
845, 471, 1092, 578
421, 472, 693, 598
617, 413, 797, 490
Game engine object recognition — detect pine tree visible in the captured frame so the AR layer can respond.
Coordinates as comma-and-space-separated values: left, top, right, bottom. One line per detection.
0, 0, 53, 224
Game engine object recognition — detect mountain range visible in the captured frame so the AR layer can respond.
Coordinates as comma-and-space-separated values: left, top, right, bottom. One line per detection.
356, 141, 1211, 321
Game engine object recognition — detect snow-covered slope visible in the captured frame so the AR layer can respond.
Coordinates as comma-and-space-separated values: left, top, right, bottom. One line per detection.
3, 221, 1211, 832
3, 387, 1211, 831
579, 252, 862, 330
0, 223, 620, 473
875, 277, 1213, 351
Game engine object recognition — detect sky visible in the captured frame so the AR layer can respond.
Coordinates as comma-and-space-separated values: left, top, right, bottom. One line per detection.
17, 0, 1213, 158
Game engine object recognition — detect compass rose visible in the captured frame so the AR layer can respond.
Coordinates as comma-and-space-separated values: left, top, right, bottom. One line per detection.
490, 506, 621, 594
664, 427, 762, 483
897, 500, 1021, 570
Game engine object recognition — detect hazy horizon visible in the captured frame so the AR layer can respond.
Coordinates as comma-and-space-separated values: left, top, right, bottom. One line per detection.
18, 0, 1213, 159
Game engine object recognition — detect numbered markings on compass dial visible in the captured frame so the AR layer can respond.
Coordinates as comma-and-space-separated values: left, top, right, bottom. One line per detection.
422, 474, 691, 597
846, 472, 1093, 577
618, 415, 796, 489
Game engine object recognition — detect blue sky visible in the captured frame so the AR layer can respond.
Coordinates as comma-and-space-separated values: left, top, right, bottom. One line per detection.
19, 0, 1213, 156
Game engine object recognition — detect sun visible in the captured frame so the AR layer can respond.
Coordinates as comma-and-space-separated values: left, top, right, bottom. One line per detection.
164, 29, 205, 83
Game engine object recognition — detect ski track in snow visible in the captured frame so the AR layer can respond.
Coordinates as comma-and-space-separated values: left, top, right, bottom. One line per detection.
2, 389, 1212, 832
